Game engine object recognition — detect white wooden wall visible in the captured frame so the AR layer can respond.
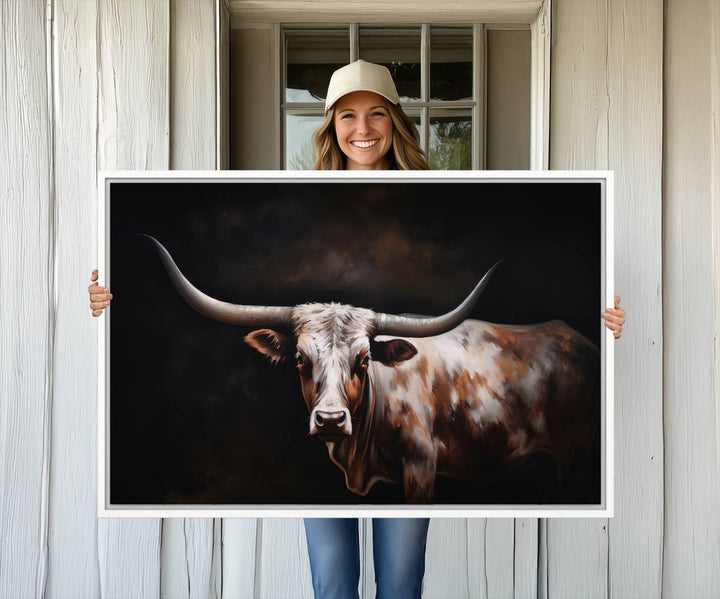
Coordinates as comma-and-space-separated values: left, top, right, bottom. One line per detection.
550, 1, 663, 596
663, 0, 720, 596
1, 0, 719, 597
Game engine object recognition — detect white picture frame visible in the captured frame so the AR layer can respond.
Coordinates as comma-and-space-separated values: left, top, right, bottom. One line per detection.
98, 170, 613, 518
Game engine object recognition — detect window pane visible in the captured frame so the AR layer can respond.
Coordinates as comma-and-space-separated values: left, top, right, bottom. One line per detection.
359, 27, 421, 102
429, 109, 472, 170
285, 112, 324, 170
430, 27, 473, 101
286, 30, 349, 103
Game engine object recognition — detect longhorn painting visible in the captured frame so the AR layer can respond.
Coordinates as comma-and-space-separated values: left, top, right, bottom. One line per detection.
104, 174, 609, 512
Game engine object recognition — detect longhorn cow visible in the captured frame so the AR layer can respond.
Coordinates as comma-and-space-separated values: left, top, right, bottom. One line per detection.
147, 236, 600, 503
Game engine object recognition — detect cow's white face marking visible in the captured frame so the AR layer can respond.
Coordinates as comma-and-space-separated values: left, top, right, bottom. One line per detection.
292, 303, 376, 436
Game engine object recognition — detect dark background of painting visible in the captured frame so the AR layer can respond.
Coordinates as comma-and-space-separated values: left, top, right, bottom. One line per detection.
109, 180, 601, 505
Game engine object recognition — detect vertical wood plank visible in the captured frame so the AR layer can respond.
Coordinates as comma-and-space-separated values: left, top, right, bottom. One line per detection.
257, 519, 313, 599
486, 519, 515, 597
606, 1, 664, 597
467, 520, 486, 599
550, 0, 609, 170
96, 1, 169, 596
170, 0, 216, 170
547, 1, 609, 595
513, 519, 538, 599
222, 519, 257, 598
47, 0, 101, 596
162, 1, 220, 596
0, 1, 52, 597
98, 522, 162, 599
547, 521, 608, 598
161, 520, 217, 599
663, 1, 720, 595
423, 519, 469, 599
466, 519, 515, 599
96, 0, 169, 171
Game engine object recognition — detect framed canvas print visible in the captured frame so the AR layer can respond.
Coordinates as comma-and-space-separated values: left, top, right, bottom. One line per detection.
97, 170, 613, 518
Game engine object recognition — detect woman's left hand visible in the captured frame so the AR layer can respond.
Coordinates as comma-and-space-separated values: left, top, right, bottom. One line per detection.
602, 295, 626, 339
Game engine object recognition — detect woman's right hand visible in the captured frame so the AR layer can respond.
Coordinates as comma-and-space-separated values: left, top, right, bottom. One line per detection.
89, 269, 113, 317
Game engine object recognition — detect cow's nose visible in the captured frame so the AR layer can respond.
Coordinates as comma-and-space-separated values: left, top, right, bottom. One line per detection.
315, 410, 346, 429
310, 407, 352, 437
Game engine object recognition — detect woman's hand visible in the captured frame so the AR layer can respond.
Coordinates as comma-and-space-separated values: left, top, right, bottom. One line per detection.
89, 269, 113, 317
602, 295, 625, 339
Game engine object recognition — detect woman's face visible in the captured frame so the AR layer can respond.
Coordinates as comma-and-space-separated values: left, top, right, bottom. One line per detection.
333, 91, 394, 170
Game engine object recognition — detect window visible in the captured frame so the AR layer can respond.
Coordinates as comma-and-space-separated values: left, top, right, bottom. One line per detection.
283, 25, 482, 170
229, 23, 532, 171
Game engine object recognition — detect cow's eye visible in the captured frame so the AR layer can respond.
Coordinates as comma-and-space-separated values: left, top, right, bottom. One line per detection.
360, 354, 370, 368
295, 352, 304, 366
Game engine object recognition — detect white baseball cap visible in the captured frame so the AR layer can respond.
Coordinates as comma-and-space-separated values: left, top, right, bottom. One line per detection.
324, 60, 400, 112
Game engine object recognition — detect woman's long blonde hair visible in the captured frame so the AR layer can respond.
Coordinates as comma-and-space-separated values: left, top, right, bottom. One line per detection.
312, 100, 430, 171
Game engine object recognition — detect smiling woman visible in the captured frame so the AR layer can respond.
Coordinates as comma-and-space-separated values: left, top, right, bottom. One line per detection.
333, 91, 394, 170
310, 60, 430, 171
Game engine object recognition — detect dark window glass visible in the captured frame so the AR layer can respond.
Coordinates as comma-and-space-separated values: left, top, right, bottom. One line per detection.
430, 27, 473, 101
359, 28, 421, 102
286, 30, 350, 103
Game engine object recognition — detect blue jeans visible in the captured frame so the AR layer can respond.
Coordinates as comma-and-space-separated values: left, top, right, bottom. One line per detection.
303, 518, 430, 599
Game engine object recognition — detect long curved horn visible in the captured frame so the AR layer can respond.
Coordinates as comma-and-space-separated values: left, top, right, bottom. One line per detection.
142, 235, 293, 328
374, 261, 501, 337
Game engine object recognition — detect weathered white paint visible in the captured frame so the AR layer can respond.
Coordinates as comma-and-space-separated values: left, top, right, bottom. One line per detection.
96, 0, 169, 170
549, 0, 666, 597
96, 0, 168, 595
547, 0, 609, 594
257, 519, 314, 598
222, 519, 257, 598
47, 0, 101, 597
0, 1, 52, 597
466, 519, 516, 598
549, 522, 608, 598
424, 519, 470, 598
606, 1, 664, 597
663, 0, 720, 595
170, 0, 216, 171
514, 519, 539, 599
161, 519, 217, 599
229, 0, 543, 24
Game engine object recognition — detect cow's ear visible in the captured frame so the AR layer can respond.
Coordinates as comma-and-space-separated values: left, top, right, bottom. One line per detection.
244, 329, 290, 364
371, 339, 418, 365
